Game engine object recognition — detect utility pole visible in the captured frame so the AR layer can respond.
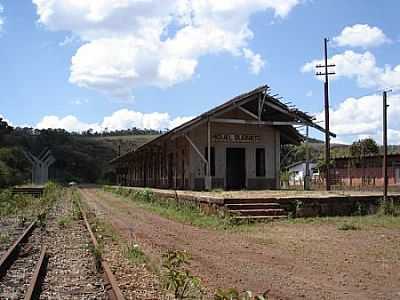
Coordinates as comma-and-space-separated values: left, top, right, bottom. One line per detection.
316, 38, 335, 191
304, 125, 310, 190
383, 91, 389, 203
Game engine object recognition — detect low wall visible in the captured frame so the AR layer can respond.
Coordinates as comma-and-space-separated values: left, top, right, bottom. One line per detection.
108, 186, 225, 215
284, 196, 378, 218
108, 186, 400, 218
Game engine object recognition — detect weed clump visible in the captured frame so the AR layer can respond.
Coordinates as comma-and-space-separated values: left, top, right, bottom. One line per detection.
88, 243, 104, 272
58, 215, 72, 228
124, 242, 147, 265
0, 233, 10, 244
337, 223, 360, 231
378, 199, 400, 217
162, 250, 204, 300
215, 289, 269, 300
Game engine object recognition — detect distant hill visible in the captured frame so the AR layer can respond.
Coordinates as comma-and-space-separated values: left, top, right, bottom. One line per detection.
0, 119, 160, 187
80, 134, 159, 155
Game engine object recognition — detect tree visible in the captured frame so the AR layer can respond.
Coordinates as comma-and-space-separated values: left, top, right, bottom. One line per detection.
350, 138, 379, 157
0, 118, 13, 144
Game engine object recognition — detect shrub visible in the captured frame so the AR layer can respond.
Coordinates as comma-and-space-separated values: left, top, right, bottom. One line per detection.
337, 223, 360, 231
378, 199, 400, 217
162, 250, 204, 299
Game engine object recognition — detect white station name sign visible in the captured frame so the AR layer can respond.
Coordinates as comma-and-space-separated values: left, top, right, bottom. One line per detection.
213, 134, 261, 144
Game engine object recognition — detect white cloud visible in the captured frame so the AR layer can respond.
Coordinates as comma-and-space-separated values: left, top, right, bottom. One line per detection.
333, 24, 390, 48
302, 50, 400, 90
59, 34, 80, 47
0, 3, 4, 33
33, 0, 300, 99
316, 93, 400, 144
35, 109, 193, 132
243, 48, 265, 74
70, 98, 89, 105
36, 115, 101, 132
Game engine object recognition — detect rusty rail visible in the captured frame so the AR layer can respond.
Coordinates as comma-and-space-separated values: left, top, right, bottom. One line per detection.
0, 221, 36, 279
78, 201, 125, 300
24, 246, 48, 300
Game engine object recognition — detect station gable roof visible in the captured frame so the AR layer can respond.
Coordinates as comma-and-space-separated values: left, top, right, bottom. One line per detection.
111, 84, 334, 164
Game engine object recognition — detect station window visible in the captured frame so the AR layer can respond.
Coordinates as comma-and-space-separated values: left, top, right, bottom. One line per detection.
256, 148, 266, 177
204, 147, 215, 176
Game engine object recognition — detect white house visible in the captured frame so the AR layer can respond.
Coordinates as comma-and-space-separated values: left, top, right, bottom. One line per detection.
287, 161, 318, 186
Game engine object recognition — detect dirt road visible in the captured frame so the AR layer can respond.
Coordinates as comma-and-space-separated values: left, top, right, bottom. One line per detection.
80, 187, 400, 300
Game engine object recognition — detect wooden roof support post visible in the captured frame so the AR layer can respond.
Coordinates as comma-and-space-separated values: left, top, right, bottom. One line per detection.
175, 139, 178, 189
206, 119, 212, 191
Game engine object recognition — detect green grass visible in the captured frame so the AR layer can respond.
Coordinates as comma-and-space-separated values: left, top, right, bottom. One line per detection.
284, 214, 400, 230
104, 186, 400, 232
337, 222, 361, 231
58, 215, 73, 228
90, 215, 119, 242
104, 186, 236, 230
0, 233, 10, 244
0, 182, 62, 219
124, 242, 148, 265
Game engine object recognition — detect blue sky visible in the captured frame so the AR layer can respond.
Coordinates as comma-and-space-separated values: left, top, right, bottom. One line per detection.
0, 0, 399, 144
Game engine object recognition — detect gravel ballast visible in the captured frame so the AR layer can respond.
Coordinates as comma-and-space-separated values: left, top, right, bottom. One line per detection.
40, 193, 106, 300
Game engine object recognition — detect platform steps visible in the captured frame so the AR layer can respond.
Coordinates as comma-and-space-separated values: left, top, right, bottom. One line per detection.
224, 200, 288, 221
12, 187, 44, 198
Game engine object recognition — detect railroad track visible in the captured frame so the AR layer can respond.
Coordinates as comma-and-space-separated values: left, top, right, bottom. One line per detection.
0, 206, 125, 300
78, 202, 125, 300
0, 221, 48, 300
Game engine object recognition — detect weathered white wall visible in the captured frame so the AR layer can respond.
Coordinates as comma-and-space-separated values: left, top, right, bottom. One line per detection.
187, 118, 280, 190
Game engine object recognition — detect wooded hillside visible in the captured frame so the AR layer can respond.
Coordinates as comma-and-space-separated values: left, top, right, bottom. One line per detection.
0, 118, 158, 187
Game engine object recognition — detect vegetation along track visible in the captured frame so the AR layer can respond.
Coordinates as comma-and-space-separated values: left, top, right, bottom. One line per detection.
77, 197, 125, 300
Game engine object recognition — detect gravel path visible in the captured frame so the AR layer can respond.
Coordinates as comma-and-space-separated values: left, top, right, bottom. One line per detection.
81, 189, 163, 299
81, 187, 400, 300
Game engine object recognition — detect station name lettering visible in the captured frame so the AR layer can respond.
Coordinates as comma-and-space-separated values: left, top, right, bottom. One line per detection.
213, 134, 261, 144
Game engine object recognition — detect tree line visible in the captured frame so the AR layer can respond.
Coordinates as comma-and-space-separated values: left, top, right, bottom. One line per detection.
0, 118, 163, 188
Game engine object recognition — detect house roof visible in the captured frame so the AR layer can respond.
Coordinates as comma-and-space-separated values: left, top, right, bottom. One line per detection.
111, 84, 334, 164
286, 160, 317, 169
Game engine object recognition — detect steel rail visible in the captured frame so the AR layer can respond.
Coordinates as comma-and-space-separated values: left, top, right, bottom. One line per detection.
24, 246, 48, 300
0, 221, 36, 279
78, 200, 125, 300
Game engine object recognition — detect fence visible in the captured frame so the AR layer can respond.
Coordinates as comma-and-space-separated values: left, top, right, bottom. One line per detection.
284, 166, 400, 192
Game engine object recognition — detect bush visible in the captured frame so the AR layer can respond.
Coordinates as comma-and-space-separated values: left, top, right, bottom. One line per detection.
378, 199, 400, 217
337, 223, 360, 231
162, 250, 204, 299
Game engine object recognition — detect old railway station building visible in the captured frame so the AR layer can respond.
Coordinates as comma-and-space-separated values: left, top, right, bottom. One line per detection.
111, 85, 331, 190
